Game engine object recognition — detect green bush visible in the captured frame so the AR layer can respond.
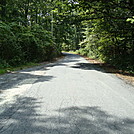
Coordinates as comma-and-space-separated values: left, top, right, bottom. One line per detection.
0, 22, 61, 68
0, 22, 23, 66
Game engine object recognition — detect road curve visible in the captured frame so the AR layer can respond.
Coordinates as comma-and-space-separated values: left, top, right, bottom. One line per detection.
0, 53, 134, 134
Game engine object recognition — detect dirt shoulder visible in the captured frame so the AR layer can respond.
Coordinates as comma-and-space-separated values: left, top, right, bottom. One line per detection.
84, 56, 134, 86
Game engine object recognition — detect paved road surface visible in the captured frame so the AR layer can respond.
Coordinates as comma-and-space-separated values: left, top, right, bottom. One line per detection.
0, 53, 134, 134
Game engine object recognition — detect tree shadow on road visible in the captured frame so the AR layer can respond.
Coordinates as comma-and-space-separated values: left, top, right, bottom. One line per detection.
71, 62, 134, 77
0, 96, 134, 134
0, 64, 54, 91
0, 73, 53, 90
71, 63, 105, 72
0, 53, 82, 91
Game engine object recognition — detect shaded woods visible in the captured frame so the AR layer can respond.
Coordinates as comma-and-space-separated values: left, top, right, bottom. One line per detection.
75, 0, 134, 73
0, 0, 63, 69
0, 0, 134, 72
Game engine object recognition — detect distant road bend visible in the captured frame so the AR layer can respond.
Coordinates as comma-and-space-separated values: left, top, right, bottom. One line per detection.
0, 53, 134, 134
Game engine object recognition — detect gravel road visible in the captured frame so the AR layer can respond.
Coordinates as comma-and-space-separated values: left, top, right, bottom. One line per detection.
0, 53, 134, 134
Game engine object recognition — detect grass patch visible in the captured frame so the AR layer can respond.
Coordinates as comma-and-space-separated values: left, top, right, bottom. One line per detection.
0, 69, 7, 74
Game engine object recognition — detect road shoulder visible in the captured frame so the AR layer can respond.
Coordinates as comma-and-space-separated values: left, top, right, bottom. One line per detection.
84, 56, 134, 86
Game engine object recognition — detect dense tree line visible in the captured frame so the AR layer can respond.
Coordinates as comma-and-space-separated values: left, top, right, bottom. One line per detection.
50, 0, 134, 72
0, 0, 134, 72
0, 0, 69, 68
75, 0, 134, 72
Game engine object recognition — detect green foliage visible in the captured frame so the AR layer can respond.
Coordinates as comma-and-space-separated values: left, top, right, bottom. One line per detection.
0, 0, 69, 69
0, 22, 22, 66
1, 0, 134, 73
17, 24, 55, 62
127, 17, 134, 24
0, 22, 59, 68
75, 0, 134, 72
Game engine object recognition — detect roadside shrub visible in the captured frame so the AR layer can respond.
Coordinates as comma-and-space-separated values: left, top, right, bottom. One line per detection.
0, 22, 23, 66
0, 22, 61, 68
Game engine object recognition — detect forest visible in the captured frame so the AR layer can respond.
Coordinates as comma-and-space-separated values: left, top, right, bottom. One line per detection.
0, 0, 134, 73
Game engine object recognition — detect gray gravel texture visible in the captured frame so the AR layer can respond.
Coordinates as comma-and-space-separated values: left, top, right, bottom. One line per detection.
0, 53, 134, 134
